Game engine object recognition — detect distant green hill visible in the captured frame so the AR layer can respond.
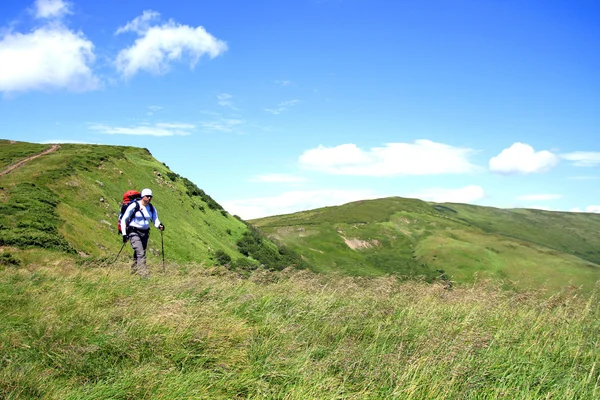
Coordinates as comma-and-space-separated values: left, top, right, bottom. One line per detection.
250, 197, 600, 293
0, 140, 304, 271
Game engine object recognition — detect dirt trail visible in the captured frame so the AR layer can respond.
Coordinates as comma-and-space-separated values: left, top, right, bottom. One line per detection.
0, 144, 60, 177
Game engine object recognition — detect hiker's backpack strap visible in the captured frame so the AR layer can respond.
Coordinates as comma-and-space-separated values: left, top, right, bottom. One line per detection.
132, 200, 150, 222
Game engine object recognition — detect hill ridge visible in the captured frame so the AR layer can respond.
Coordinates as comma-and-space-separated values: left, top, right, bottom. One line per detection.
251, 196, 600, 292
0, 140, 305, 272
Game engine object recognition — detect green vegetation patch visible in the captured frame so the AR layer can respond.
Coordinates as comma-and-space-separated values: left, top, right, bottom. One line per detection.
0, 183, 74, 252
237, 224, 309, 271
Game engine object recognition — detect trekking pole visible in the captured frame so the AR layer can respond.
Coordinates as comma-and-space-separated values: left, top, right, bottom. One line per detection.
161, 230, 165, 273
112, 241, 126, 264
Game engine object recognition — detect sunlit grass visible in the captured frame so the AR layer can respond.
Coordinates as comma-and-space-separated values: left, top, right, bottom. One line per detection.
1, 258, 598, 399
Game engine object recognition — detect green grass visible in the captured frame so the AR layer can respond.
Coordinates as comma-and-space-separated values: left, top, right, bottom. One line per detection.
0, 183, 74, 252
1, 254, 598, 399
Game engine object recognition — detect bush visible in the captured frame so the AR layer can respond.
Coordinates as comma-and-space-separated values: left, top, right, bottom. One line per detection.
181, 178, 224, 211
230, 257, 258, 271
236, 225, 308, 271
214, 250, 232, 266
166, 171, 179, 182
0, 252, 21, 267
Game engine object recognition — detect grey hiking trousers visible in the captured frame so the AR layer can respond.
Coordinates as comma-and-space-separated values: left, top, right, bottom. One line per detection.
129, 229, 150, 278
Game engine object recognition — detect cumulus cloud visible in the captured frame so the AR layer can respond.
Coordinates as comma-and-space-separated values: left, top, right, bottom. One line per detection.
0, 20, 98, 93
249, 174, 308, 183
33, 0, 71, 19
560, 151, 600, 167
517, 194, 562, 201
489, 143, 559, 174
299, 140, 478, 176
115, 10, 160, 35
115, 10, 228, 77
222, 189, 378, 219
89, 122, 194, 136
407, 185, 485, 203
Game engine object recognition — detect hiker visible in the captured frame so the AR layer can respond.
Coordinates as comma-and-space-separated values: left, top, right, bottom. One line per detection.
120, 188, 164, 277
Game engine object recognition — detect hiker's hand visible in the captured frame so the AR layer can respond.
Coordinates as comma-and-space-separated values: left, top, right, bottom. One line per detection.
122, 235, 128, 243
159, 224, 165, 231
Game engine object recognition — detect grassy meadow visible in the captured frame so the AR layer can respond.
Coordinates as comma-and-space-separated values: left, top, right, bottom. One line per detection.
1, 251, 598, 399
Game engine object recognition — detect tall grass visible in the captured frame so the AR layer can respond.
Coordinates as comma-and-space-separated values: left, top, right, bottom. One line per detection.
1, 259, 598, 399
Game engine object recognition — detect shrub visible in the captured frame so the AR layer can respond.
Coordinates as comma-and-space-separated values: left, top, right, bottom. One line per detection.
236, 225, 308, 271
181, 178, 224, 211
230, 257, 258, 271
214, 250, 232, 266
0, 252, 21, 267
166, 171, 179, 182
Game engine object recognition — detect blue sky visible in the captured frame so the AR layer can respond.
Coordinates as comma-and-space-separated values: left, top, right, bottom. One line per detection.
1, 0, 599, 219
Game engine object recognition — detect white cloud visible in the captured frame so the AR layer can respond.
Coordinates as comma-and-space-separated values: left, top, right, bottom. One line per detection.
570, 205, 600, 213
115, 10, 160, 35
217, 93, 238, 110
517, 194, 562, 201
147, 105, 162, 115
249, 174, 308, 183
274, 80, 292, 86
115, 11, 228, 77
265, 99, 299, 114
222, 189, 378, 219
0, 24, 98, 93
89, 122, 194, 136
299, 140, 478, 176
407, 185, 485, 203
201, 118, 243, 133
560, 151, 600, 167
489, 142, 559, 174
34, 0, 71, 19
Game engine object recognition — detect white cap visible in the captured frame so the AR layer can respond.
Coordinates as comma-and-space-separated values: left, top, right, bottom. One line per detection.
141, 188, 153, 197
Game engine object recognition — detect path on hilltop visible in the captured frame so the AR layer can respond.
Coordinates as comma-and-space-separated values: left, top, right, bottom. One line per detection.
0, 144, 60, 177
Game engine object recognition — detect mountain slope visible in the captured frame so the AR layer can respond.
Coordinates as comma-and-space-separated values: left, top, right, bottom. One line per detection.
250, 197, 600, 292
0, 140, 302, 270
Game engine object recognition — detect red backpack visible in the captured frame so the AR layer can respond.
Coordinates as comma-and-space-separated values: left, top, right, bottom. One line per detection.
117, 190, 141, 234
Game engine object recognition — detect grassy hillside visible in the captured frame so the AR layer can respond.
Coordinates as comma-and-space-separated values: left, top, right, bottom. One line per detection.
1, 258, 598, 399
251, 197, 600, 293
0, 140, 303, 272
